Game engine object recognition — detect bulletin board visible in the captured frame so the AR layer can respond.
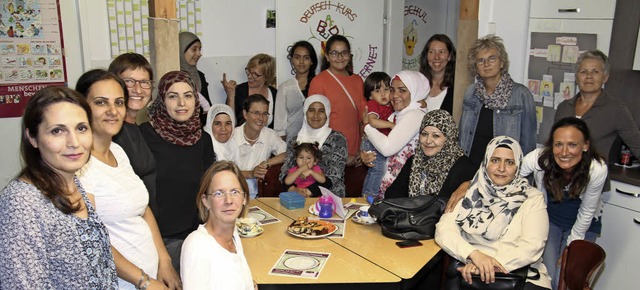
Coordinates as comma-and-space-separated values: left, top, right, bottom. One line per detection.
0, 0, 67, 118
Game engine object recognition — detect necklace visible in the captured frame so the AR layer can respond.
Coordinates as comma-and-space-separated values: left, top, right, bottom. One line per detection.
243, 130, 259, 143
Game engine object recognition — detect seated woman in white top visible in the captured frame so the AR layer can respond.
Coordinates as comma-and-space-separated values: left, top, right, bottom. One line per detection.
204, 104, 237, 161
76, 69, 180, 289
436, 136, 551, 290
181, 161, 256, 290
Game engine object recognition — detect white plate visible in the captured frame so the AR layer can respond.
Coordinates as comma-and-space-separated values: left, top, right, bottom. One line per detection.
287, 220, 338, 239
248, 212, 267, 222
283, 256, 320, 270
351, 211, 376, 225
238, 226, 264, 238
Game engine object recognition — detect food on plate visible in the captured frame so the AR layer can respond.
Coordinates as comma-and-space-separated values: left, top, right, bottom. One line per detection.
287, 217, 335, 236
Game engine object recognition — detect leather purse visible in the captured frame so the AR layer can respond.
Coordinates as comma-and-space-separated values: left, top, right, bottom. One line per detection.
368, 195, 445, 240
445, 259, 539, 290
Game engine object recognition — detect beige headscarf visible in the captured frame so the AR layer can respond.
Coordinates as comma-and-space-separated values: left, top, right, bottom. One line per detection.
179, 31, 202, 93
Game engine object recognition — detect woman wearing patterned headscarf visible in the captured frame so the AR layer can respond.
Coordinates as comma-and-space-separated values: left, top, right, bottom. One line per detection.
363, 70, 429, 196
436, 136, 551, 290
204, 104, 237, 161
458, 35, 536, 169
140, 71, 215, 273
385, 110, 475, 200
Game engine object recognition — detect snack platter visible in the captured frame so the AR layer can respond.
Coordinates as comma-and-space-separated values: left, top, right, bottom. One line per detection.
287, 217, 337, 239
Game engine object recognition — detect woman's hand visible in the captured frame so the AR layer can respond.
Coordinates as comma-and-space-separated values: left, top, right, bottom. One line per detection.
360, 151, 376, 168
457, 262, 480, 285
156, 259, 181, 290
468, 250, 507, 284
147, 278, 170, 290
221, 73, 237, 93
252, 162, 268, 180
445, 181, 470, 213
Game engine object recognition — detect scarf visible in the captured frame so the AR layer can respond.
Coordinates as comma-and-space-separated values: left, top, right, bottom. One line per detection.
204, 104, 236, 161
179, 31, 202, 93
148, 71, 202, 146
391, 70, 430, 119
408, 110, 464, 197
296, 94, 332, 149
455, 136, 532, 241
474, 73, 514, 110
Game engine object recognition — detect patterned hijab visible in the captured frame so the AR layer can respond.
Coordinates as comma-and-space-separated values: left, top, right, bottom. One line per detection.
455, 136, 534, 241
179, 31, 202, 93
392, 70, 430, 118
204, 104, 236, 161
474, 72, 514, 109
408, 110, 464, 197
148, 71, 202, 146
296, 94, 332, 149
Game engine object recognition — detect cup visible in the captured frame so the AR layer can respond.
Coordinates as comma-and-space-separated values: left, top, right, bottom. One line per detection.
238, 217, 257, 234
359, 206, 370, 217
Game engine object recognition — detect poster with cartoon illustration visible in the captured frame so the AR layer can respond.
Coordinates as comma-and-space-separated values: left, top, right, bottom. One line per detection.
402, 0, 454, 71
275, 0, 385, 83
0, 0, 66, 118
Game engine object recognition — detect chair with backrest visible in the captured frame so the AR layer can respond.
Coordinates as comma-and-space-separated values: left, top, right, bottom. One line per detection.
558, 240, 606, 290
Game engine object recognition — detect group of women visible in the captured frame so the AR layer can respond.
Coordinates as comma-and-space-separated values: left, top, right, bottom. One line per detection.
1, 29, 639, 290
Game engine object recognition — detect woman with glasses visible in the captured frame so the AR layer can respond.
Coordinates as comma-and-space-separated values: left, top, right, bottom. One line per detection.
458, 35, 536, 169
179, 32, 213, 125
274, 40, 319, 143
222, 53, 277, 128
230, 94, 286, 199
75, 69, 181, 289
181, 161, 257, 290
140, 71, 215, 273
309, 34, 367, 165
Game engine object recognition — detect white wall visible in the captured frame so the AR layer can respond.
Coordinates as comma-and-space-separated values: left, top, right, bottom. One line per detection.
478, 0, 531, 83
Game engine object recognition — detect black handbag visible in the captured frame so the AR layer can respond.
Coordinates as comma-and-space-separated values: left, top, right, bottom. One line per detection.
445, 259, 540, 290
368, 195, 445, 240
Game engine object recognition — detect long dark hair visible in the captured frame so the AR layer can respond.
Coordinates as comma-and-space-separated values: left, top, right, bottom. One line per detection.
20, 86, 93, 214
76, 69, 129, 104
538, 117, 604, 201
419, 34, 456, 90
321, 34, 354, 74
288, 40, 318, 92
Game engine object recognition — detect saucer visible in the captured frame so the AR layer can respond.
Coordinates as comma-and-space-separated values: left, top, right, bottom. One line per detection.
238, 226, 264, 238
352, 211, 376, 225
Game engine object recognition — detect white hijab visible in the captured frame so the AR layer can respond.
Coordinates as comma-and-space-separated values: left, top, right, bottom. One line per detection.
204, 104, 237, 161
392, 70, 430, 119
296, 94, 332, 148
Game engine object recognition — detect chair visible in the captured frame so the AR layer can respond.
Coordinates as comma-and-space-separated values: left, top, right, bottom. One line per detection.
257, 163, 284, 197
558, 240, 606, 290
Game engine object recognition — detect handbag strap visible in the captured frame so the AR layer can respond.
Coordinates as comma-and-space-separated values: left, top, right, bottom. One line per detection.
327, 69, 357, 111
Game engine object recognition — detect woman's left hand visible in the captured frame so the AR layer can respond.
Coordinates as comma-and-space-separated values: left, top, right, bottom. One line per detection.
156, 259, 182, 290
457, 262, 480, 285
360, 151, 376, 167
468, 250, 507, 284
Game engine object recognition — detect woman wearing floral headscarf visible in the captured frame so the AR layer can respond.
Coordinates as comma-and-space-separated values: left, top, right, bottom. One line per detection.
436, 136, 551, 290
385, 110, 475, 200
363, 70, 429, 196
140, 71, 215, 273
279, 94, 348, 197
204, 104, 237, 162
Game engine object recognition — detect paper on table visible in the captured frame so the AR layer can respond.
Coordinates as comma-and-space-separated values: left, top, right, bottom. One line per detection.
270, 249, 331, 279
320, 187, 346, 218
247, 206, 280, 225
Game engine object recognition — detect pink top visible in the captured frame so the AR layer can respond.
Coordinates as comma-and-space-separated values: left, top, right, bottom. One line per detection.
366, 99, 394, 136
287, 165, 323, 189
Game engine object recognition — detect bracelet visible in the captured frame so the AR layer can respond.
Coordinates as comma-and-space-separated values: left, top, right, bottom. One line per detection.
140, 278, 151, 290
136, 269, 146, 290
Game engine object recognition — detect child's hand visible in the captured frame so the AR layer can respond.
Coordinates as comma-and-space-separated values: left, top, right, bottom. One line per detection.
419, 99, 427, 109
301, 169, 313, 179
362, 106, 369, 125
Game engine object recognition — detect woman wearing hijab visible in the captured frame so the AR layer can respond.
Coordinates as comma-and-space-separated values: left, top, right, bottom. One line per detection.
204, 104, 237, 162
179, 32, 212, 124
362, 70, 429, 196
140, 71, 215, 273
385, 110, 475, 200
458, 35, 536, 169
279, 94, 348, 197
436, 136, 551, 290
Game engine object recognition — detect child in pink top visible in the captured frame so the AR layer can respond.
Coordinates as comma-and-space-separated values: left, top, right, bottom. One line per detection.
361, 72, 394, 197
284, 143, 326, 196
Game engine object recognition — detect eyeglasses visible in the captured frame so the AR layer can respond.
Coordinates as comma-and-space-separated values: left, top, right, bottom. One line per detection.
122, 78, 153, 89
208, 189, 243, 199
476, 55, 498, 65
248, 111, 270, 118
245, 68, 264, 79
328, 50, 351, 59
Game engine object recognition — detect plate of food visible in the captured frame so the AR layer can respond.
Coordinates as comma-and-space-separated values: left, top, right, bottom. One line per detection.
287, 217, 337, 239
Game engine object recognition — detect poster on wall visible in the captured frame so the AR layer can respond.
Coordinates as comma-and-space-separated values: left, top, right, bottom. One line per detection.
527, 32, 596, 143
0, 0, 66, 118
275, 0, 384, 84
402, 0, 451, 71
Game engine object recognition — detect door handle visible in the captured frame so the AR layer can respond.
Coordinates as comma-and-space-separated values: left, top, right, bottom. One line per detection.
558, 8, 580, 13
616, 188, 640, 198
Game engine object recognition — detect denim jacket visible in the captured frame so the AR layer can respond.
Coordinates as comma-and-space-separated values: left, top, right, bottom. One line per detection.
458, 82, 537, 156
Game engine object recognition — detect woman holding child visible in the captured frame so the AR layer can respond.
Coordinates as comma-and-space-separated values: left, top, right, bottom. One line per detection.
279, 94, 348, 197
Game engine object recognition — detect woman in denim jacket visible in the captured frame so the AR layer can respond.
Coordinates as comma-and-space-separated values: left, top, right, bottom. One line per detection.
458, 35, 536, 169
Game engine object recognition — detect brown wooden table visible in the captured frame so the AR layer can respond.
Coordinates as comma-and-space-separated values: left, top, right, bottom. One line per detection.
249, 197, 444, 289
